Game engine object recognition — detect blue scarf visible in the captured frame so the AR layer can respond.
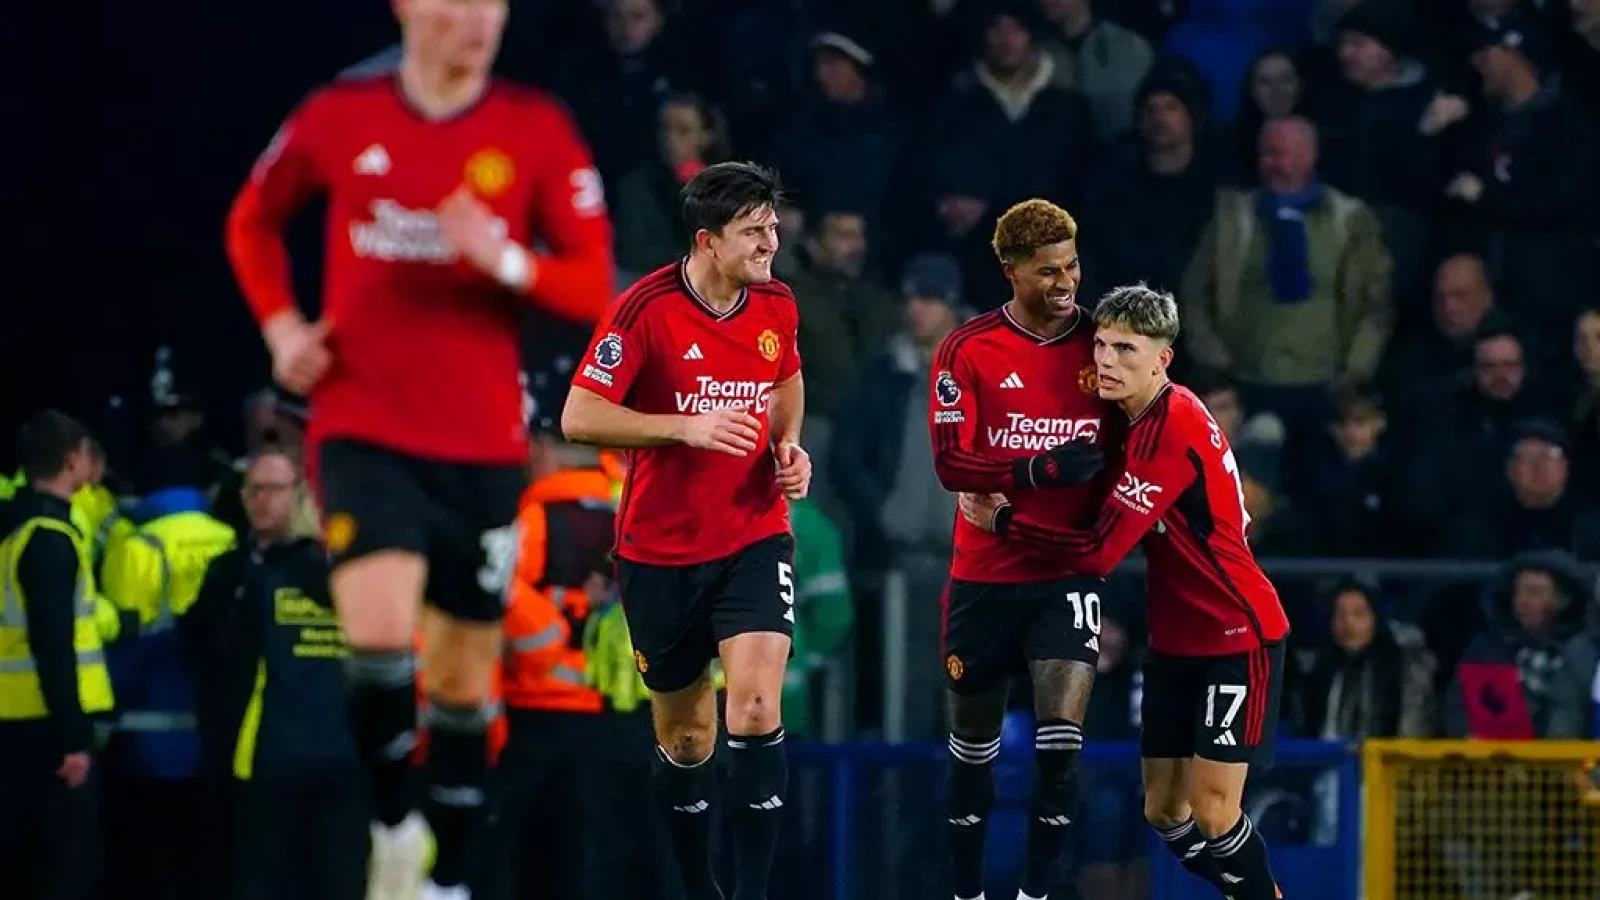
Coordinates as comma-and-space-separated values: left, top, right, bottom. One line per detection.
1256, 182, 1324, 304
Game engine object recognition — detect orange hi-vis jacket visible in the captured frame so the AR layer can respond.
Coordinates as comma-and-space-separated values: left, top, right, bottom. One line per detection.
501, 468, 617, 714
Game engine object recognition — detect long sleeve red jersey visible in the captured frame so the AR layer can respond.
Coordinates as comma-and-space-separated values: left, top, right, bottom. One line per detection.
225, 75, 614, 465
1000, 383, 1290, 656
928, 307, 1108, 583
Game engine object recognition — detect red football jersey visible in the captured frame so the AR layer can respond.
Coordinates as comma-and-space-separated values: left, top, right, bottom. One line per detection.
572, 262, 801, 566
929, 306, 1108, 583
226, 75, 614, 465
1004, 383, 1290, 656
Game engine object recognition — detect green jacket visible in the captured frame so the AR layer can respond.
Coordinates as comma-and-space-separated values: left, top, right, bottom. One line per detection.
1180, 185, 1393, 386
783, 498, 854, 739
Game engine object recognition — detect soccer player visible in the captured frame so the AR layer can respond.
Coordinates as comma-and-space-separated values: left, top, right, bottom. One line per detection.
560, 161, 809, 900
223, 0, 614, 897
960, 284, 1291, 900
928, 199, 1110, 900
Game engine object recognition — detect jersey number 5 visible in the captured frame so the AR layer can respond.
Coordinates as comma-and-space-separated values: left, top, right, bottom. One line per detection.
777, 561, 796, 623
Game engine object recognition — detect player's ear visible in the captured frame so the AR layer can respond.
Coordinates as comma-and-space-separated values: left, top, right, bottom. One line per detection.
1158, 345, 1174, 371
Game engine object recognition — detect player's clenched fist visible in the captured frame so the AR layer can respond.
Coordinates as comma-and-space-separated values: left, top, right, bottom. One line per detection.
262, 313, 332, 395
681, 407, 763, 457
774, 441, 811, 499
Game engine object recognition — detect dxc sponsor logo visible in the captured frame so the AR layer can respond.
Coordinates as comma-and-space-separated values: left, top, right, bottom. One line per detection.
1115, 472, 1163, 513
675, 376, 774, 415
986, 413, 1099, 451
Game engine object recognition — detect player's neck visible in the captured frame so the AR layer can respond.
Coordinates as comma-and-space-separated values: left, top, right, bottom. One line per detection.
684, 253, 743, 312
397, 55, 488, 120
1119, 374, 1170, 421
1005, 299, 1074, 340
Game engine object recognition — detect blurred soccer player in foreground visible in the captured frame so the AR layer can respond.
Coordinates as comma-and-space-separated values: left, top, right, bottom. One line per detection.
962, 285, 1290, 899
928, 199, 1109, 900
224, 0, 614, 896
563, 161, 810, 900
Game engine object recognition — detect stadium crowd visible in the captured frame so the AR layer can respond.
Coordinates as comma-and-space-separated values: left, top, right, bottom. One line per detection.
4, 0, 1600, 899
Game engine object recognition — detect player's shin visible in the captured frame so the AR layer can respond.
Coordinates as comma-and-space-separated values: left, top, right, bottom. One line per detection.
654, 744, 720, 898
346, 650, 423, 828
422, 699, 494, 889
1153, 816, 1229, 891
726, 727, 788, 900
1018, 720, 1081, 900
946, 731, 1001, 900
1206, 814, 1280, 900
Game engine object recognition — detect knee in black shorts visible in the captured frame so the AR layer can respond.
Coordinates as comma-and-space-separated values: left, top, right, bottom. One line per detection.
946, 731, 1001, 818
1032, 719, 1083, 821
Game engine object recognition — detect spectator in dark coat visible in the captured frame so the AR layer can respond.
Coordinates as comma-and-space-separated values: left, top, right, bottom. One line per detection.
1441, 549, 1597, 739
929, 2, 1098, 308
555, 0, 708, 186
828, 253, 967, 571
1442, 419, 1600, 559
1223, 49, 1308, 186
1319, 2, 1461, 309
1568, 308, 1600, 505
1079, 61, 1217, 303
1442, 16, 1599, 341
611, 92, 729, 280
1292, 384, 1420, 557
1379, 253, 1500, 430
1410, 325, 1554, 522
768, 29, 906, 235
1297, 579, 1436, 741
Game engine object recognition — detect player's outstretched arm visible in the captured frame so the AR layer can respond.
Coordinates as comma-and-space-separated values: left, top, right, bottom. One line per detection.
562, 386, 761, 456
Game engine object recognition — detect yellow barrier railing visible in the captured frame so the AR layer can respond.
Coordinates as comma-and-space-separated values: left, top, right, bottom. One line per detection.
1363, 739, 1600, 900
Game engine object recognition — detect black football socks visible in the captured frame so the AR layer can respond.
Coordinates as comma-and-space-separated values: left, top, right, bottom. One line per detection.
655, 744, 721, 899
422, 699, 493, 888
1017, 720, 1082, 899
346, 650, 421, 828
947, 732, 1001, 900
1208, 813, 1280, 900
1156, 816, 1231, 891
726, 728, 788, 900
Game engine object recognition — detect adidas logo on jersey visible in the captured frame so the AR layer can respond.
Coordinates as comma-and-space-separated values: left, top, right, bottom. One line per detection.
1214, 731, 1238, 747
1084, 636, 1099, 653
948, 815, 983, 827
1222, 874, 1244, 884
354, 144, 390, 176
749, 795, 784, 811
672, 800, 709, 814
1037, 815, 1071, 826
683, 343, 705, 361
1000, 372, 1025, 389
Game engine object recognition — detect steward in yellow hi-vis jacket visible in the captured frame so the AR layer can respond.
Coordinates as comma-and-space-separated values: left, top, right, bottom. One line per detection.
183, 447, 366, 900
474, 372, 677, 900
0, 411, 114, 900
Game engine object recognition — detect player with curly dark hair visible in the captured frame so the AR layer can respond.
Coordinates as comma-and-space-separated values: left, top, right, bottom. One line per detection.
927, 198, 1111, 900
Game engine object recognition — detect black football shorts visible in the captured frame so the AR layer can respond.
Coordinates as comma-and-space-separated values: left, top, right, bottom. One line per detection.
616, 532, 796, 694
316, 438, 525, 624
1141, 642, 1285, 768
942, 575, 1104, 695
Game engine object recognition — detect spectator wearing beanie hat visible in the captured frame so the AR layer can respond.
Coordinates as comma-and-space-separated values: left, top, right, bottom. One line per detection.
1318, 0, 1456, 314
1079, 59, 1218, 306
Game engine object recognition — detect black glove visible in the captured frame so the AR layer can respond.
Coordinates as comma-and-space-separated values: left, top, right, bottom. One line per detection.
1013, 439, 1104, 488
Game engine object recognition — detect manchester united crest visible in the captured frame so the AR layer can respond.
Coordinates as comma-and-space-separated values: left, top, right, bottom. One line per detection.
634, 651, 649, 674
946, 654, 964, 680
1077, 365, 1099, 395
757, 329, 781, 362
324, 513, 357, 556
465, 148, 515, 198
